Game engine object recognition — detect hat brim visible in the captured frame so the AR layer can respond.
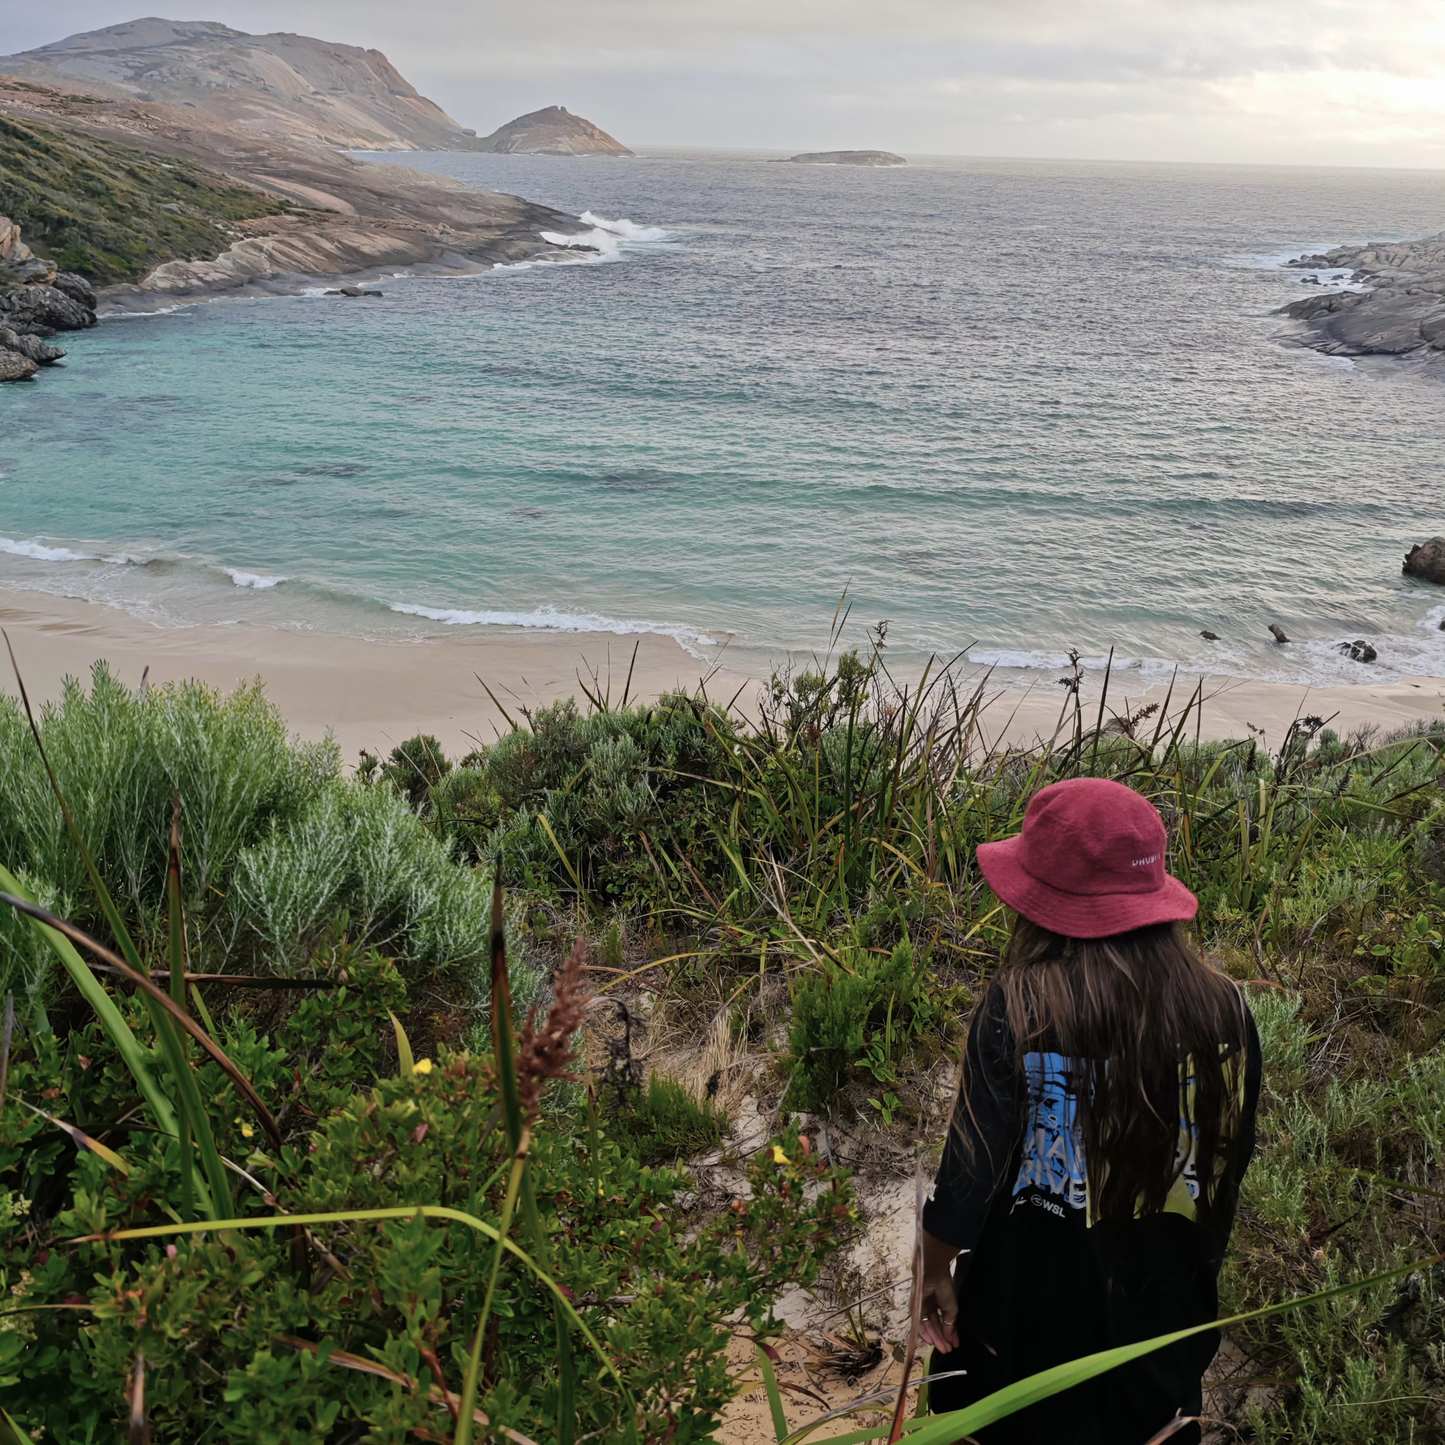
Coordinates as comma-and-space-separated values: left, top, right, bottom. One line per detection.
977, 834, 1198, 940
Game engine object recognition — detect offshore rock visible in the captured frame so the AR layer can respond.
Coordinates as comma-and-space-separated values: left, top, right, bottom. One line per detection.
785, 150, 906, 166
1339, 640, 1378, 663
1404, 537, 1445, 584
476, 106, 632, 156
0, 327, 66, 364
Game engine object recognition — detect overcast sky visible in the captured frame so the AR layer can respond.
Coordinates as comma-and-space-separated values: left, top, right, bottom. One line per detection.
5, 1, 1445, 167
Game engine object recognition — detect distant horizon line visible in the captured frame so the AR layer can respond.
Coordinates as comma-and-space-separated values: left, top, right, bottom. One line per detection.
403, 143, 1445, 177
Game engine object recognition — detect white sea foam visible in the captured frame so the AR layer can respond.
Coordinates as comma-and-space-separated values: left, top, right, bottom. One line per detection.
388, 601, 717, 655
967, 648, 1178, 678
540, 211, 671, 257
0, 537, 100, 563
101, 303, 193, 320
223, 568, 285, 589
578, 212, 670, 243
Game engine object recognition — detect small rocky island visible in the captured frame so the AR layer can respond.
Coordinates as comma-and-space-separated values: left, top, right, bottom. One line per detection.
784, 150, 906, 166
0, 217, 96, 380
473, 106, 632, 156
1280, 234, 1445, 360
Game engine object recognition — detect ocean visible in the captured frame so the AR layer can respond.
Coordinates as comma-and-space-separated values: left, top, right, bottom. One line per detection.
4, 150, 1445, 690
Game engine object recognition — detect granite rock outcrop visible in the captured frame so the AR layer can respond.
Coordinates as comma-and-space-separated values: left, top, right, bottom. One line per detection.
0, 214, 96, 379
0, 78, 585, 316
1280, 234, 1445, 361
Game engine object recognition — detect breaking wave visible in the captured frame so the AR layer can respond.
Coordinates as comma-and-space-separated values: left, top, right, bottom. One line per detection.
223, 568, 285, 589
387, 601, 717, 656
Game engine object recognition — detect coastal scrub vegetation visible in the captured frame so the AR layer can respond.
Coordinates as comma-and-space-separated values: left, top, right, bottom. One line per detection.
0, 642, 1442, 1440
0, 112, 286, 285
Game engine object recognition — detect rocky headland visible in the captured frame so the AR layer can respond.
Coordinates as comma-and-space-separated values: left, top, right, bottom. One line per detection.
784, 150, 906, 166
0, 25, 613, 373
474, 105, 632, 156
1280, 233, 1445, 361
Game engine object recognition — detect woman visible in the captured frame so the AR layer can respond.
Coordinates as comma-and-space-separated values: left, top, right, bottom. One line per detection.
920, 777, 1261, 1444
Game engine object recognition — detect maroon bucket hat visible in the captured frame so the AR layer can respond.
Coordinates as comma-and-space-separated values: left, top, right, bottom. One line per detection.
977, 777, 1197, 939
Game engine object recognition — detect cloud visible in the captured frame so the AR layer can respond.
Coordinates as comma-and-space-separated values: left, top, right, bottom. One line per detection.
7, 0, 1445, 163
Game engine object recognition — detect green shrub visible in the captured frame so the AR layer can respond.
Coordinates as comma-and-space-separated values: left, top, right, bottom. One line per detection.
0, 979, 851, 1442
227, 780, 498, 980
1220, 990, 1445, 1443
606, 1073, 730, 1165
0, 665, 517, 992
433, 694, 733, 905
784, 939, 937, 1116
364, 732, 452, 810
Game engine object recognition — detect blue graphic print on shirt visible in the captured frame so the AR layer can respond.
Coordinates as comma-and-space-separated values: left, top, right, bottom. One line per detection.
1013, 1052, 1088, 1210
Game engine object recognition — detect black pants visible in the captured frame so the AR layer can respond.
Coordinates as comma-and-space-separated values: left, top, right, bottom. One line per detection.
926, 1213, 1216, 1445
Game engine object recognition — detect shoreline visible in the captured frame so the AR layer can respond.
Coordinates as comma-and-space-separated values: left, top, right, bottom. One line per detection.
5, 590, 1443, 763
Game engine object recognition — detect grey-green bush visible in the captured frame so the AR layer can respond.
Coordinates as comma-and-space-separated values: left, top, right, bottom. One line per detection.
0, 665, 521, 999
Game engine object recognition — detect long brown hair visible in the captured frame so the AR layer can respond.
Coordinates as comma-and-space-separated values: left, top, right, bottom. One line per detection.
987, 916, 1250, 1229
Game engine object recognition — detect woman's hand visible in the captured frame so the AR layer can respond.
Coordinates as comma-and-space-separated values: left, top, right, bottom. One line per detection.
918, 1230, 962, 1352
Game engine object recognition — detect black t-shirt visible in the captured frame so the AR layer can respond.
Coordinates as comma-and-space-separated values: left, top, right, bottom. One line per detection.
922, 982, 1262, 1445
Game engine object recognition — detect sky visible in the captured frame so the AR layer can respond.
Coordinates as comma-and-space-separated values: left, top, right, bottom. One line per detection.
4, 1, 1445, 167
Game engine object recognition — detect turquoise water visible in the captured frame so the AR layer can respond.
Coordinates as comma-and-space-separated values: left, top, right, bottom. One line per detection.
4, 150, 1445, 686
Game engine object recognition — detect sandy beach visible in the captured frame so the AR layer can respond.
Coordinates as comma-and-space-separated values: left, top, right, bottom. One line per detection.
4, 589, 1443, 764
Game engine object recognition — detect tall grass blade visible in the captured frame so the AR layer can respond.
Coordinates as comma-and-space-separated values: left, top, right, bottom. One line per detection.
0, 991, 12, 1113
0, 865, 184, 1160
0, 889, 278, 1154
456, 1127, 531, 1445
388, 1008, 415, 1078
490, 876, 523, 1152
167, 803, 193, 1222
19, 1100, 132, 1174
537, 813, 586, 901
555, 1317, 577, 1445
757, 1344, 789, 1442
128, 1352, 149, 1445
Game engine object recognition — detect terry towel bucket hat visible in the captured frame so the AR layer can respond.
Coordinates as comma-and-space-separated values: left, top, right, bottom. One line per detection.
976, 777, 1198, 939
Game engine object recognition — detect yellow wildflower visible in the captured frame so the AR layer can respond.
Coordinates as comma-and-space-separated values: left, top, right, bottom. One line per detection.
240, 1122, 255, 1139
771, 1145, 790, 1166
413, 1058, 433, 1075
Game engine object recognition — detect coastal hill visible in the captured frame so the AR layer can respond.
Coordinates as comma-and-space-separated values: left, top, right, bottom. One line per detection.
0, 71, 579, 308
475, 105, 632, 156
0, 18, 483, 152
786, 150, 905, 166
